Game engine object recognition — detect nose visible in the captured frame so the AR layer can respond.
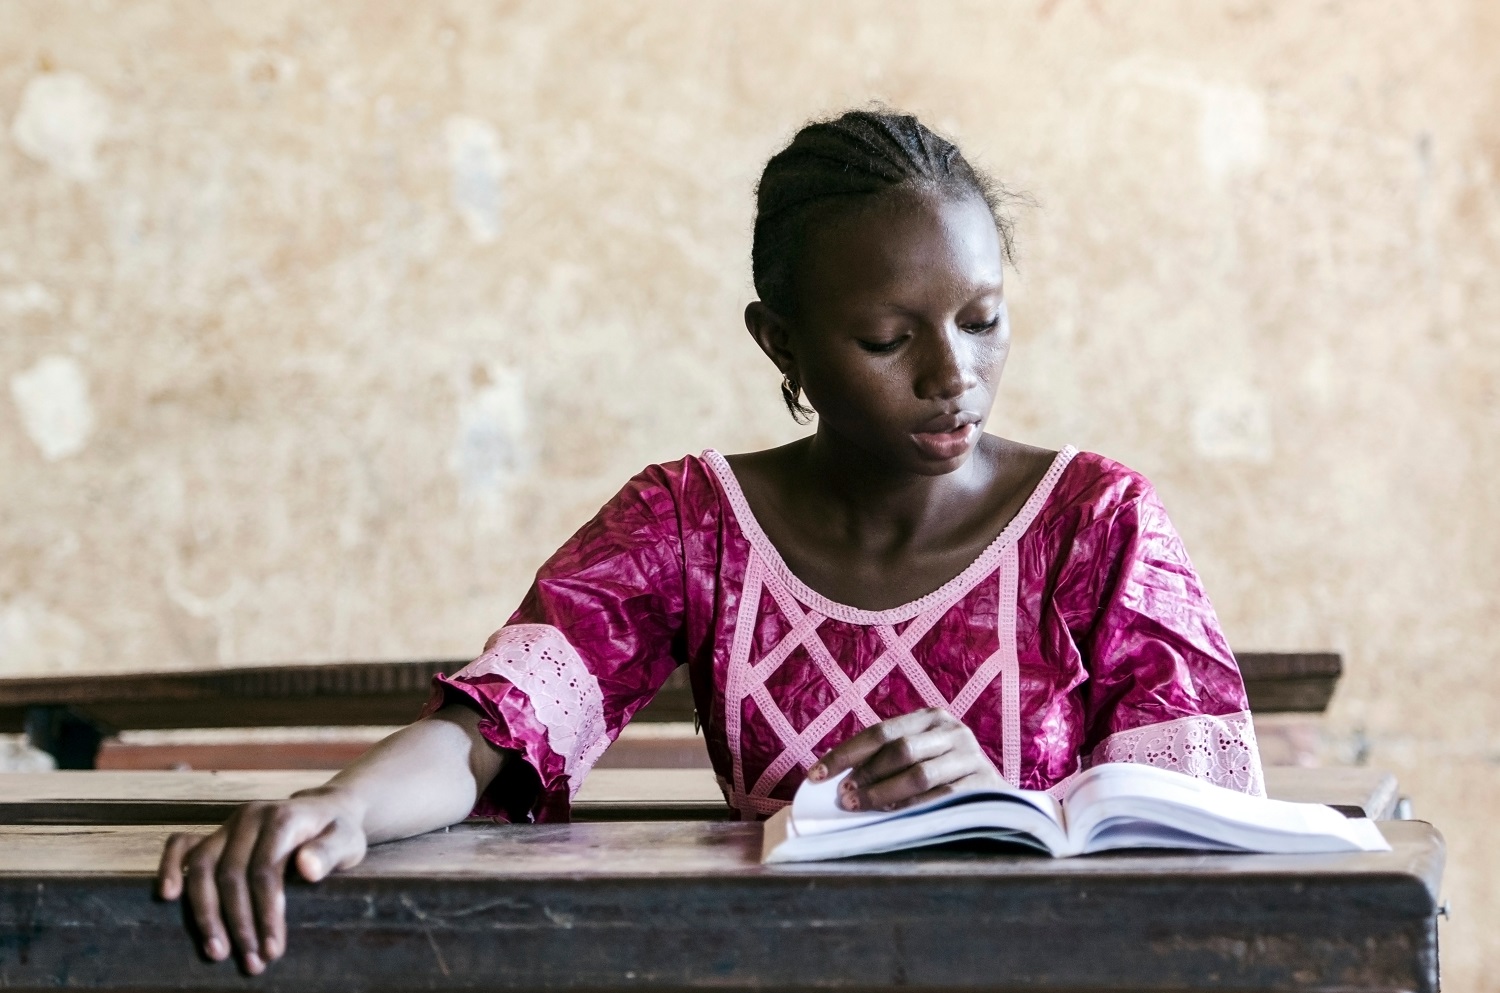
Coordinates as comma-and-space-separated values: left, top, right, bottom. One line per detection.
913, 326, 979, 402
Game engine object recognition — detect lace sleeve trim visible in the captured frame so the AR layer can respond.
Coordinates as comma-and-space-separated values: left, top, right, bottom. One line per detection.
1087, 709, 1266, 797
456, 624, 611, 796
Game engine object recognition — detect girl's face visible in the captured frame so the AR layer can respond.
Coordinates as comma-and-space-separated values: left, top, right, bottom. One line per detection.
773, 188, 1009, 476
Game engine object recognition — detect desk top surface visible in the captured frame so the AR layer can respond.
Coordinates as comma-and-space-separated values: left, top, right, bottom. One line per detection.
0, 818, 1443, 889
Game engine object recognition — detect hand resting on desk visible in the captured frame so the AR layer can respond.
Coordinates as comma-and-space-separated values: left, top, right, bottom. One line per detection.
154, 703, 510, 977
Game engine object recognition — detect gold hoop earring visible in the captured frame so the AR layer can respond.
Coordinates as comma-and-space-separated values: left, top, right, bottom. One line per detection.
781, 374, 815, 425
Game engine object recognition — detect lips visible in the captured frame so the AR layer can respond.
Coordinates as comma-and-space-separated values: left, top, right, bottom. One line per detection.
911, 415, 980, 461
916, 411, 980, 435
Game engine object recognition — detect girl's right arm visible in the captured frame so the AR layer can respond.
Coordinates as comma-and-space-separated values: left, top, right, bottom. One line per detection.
154, 703, 511, 976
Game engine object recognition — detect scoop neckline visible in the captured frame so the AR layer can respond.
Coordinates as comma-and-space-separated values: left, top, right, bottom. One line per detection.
701, 444, 1079, 626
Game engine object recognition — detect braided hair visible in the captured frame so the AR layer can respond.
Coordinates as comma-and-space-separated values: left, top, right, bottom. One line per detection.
750, 109, 1024, 420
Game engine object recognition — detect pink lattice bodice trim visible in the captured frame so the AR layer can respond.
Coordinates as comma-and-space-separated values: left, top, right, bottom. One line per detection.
1088, 709, 1266, 797
706, 446, 1079, 817
455, 624, 610, 797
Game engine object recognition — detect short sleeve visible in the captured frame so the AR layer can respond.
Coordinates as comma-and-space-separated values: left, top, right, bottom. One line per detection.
1073, 477, 1266, 796
420, 464, 688, 822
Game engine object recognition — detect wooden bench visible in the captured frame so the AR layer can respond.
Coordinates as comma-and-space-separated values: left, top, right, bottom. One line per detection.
1, 652, 1342, 768
0, 817, 1443, 992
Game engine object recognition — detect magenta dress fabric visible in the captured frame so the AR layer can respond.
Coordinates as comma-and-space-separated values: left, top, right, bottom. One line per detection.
422, 446, 1265, 822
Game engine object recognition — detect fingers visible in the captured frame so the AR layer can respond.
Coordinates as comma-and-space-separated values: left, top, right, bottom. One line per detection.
845, 726, 957, 789
156, 831, 206, 901
854, 749, 977, 812
808, 708, 950, 781
183, 831, 232, 964
215, 805, 273, 974
247, 805, 318, 964
295, 816, 368, 883
811, 708, 1004, 813
160, 796, 361, 978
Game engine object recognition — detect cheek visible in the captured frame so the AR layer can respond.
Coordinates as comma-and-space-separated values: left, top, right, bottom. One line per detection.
968, 334, 1010, 384
805, 354, 908, 424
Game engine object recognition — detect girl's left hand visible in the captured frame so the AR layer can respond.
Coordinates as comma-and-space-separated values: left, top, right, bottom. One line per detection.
807, 707, 1004, 811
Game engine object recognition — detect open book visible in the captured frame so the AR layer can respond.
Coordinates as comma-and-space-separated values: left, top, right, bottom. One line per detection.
762, 762, 1391, 863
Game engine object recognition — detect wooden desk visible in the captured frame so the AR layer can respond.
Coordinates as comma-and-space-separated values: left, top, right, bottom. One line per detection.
0, 766, 1400, 825
0, 819, 1443, 993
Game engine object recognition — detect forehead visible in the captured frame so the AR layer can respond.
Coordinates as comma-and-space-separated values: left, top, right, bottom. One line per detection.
796, 188, 1003, 314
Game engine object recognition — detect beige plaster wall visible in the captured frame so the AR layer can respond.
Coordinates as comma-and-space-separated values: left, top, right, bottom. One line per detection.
3, 1, 1497, 984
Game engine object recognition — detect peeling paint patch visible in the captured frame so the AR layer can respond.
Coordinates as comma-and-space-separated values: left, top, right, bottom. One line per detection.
1191, 384, 1273, 463
10, 72, 111, 181
450, 363, 530, 499
1197, 85, 1266, 182
0, 282, 61, 317
444, 115, 507, 243
10, 355, 96, 461
0, 598, 88, 673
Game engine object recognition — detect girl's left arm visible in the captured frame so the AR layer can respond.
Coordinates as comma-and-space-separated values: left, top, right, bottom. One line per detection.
1070, 477, 1266, 796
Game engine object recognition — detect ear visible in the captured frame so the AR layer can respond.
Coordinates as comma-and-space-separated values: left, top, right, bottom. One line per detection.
744, 301, 798, 380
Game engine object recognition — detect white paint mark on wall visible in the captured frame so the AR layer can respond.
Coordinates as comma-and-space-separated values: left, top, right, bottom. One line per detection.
0, 282, 60, 317
1197, 84, 1266, 182
0, 598, 88, 674
163, 555, 247, 666
10, 355, 96, 461
450, 363, 530, 500
10, 71, 112, 181
444, 115, 507, 243
1191, 383, 1274, 463
1106, 61, 1267, 185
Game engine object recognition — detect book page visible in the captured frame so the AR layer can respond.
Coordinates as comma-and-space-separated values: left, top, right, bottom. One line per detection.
1063, 762, 1390, 853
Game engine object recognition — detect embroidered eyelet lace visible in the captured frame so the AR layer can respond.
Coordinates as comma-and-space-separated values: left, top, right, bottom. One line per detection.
1088, 710, 1266, 797
458, 623, 610, 795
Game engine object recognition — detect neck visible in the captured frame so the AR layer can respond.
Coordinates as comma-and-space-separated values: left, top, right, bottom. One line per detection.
798, 427, 978, 549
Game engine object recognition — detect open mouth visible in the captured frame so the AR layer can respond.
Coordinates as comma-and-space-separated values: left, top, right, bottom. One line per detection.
911, 422, 977, 460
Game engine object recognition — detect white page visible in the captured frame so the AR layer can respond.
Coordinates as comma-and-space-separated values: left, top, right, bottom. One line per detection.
1063, 763, 1391, 853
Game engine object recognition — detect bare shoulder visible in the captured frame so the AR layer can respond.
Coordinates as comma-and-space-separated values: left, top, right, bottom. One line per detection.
720, 440, 807, 513
976, 434, 1059, 497
722, 439, 804, 480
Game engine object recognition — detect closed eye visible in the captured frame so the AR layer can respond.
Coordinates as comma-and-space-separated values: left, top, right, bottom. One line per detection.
962, 316, 1001, 334
857, 337, 906, 354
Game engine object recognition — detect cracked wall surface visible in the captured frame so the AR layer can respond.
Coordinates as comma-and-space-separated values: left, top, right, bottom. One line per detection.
2, 1, 1497, 984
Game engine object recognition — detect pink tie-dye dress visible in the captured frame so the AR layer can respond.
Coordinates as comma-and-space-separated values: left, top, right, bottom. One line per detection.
423, 446, 1265, 822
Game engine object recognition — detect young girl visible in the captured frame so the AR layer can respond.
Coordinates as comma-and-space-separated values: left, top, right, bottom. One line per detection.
157, 109, 1264, 975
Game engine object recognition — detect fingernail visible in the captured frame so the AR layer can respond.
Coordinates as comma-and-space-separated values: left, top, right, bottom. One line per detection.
264, 937, 282, 959
808, 764, 826, 782
206, 938, 227, 960
842, 793, 861, 811
245, 952, 264, 975
301, 853, 323, 878
839, 778, 856, 793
